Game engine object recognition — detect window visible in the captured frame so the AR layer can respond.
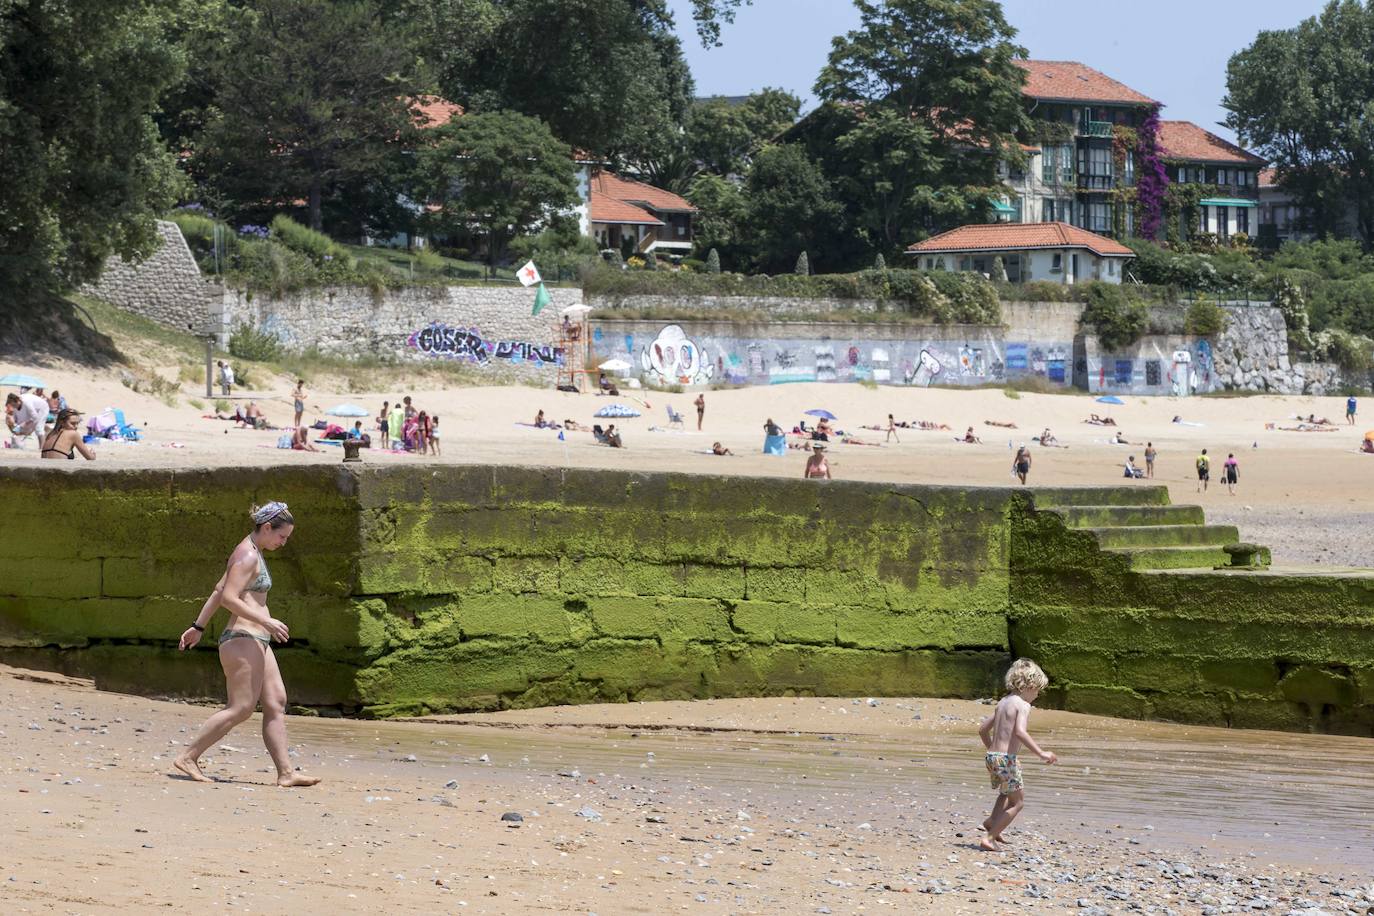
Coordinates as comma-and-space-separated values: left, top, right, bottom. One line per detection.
676, 224, 686, 237
925, 258, 934, 270
1051, 253, 1063, 273
1238, 207, 1250, 235
1060, 145, 1073, 181
1200, 206, 1209, 233
1042, 150, 1055, 183
1086, 202, 1110, 233
1123, 154, 1135, 185
958, 257, 971, 271
1108, 259, 1117, 276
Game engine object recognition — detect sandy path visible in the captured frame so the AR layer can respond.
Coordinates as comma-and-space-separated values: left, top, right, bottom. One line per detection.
3, 354, 1371, 565
3, 665, 1371, 915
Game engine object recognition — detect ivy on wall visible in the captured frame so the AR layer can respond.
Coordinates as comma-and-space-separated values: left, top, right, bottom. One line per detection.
1134, 107, 1169, 240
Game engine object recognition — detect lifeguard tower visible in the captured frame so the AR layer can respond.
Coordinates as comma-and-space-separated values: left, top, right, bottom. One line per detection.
555, 304, 593, 390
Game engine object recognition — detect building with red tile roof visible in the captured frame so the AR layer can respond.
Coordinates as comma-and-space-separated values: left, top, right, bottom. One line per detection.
586, 170, 696, 257
1157, 120, 1264, 242
1014, 60, 1157, 106
1158, 121, 1263, 165
906, 222, 1133, 285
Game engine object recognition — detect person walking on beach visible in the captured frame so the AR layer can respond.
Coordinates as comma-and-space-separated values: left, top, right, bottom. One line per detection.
1196, 448, 1211, 493
218, 360, 234, 397
174, 502, 320, 787
291, 380, 307, 429
1347, 395, 1358, 426
804, 442, 831, 479
1223, 452, 1239, 495
695, 393, 705, 431
978, 658, 1056, 852
377, 401, 390, 449
886, 413, 900, 443
429, 415, 441, 456
1144, 442, 1157, 479
1012, 443, 1031, 485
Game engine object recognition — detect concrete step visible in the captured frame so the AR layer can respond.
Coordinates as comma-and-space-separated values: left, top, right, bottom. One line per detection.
1087, 524, 1240, 549
1050, 505, 1206, 529
1104, 545, 1233, 570
1032, 486, 1171, 508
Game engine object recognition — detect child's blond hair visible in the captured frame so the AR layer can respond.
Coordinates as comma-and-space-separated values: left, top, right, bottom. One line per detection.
1005, 658, 1048, 694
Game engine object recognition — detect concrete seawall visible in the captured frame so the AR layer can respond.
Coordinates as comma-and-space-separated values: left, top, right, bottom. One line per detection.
1, 466, 1369, 733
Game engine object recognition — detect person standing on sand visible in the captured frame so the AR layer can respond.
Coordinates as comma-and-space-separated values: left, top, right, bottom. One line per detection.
1223, 452, 1239, 495
1144, 442, 1157, 479
1012, 444, 1031, 485
1196, 448, 1210, 493
377, 401, 390, 450
886, 413, 900, 443
174, 503, 320, 788
695, 393, 705, 431
1347, 395, 1358, 426
218, 360, 234, 397
389, 400, 405, 450
804, 442, 831, 479
429, 415, 441, 456
291, 380, 306, 429
978, 659, 1056, 852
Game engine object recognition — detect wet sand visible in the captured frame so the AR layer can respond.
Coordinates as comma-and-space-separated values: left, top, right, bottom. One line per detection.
4, 665, 1370, 914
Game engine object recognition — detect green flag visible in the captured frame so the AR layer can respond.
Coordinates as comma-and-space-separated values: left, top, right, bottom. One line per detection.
532, 282, 551, 316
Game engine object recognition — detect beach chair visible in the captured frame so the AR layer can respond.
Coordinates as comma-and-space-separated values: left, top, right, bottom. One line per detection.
592, 424, 609, 444
112, 408, 141, 441
666, 404, 684, 429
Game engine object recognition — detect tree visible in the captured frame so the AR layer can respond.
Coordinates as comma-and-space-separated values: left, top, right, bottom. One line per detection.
686, 88, 801, 177
706, 248, 721, 273
794, 251, 810, 275
197, 0, 420, 231
418, 111, 579, 276
808, 0, 1029, 258
446, 0, 693, 162
0, 0, 188, 297
1225, 2, 1374, 244
874, 253, 886, 271
686, 172, 748, 265
742, 144, 841, 273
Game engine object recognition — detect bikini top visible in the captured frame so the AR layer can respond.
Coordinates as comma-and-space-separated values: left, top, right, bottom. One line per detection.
245, 544, 272, 593
41, 432, 74, 459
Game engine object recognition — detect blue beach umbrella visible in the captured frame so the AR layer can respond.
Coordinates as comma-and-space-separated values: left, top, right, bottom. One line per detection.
0, 373, 46, 388
804, 408, 838, 420
594, 403, 641, 418
1095, 396, 1125, 406
324, 403, 370, 418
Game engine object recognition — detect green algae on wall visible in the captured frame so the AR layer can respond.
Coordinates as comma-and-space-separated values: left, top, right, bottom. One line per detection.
1, 465, 1371, 735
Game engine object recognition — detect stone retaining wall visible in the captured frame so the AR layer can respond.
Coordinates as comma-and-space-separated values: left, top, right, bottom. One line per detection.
0, 466, 1369, 733
81, 220, 219, 333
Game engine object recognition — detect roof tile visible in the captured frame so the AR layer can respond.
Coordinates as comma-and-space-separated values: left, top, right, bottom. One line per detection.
590, 170, 697, 212
1158, 121, 1264, 165
906, 222, 1135, 258
588, 192, 663, 225
1014, 60, 1156, 106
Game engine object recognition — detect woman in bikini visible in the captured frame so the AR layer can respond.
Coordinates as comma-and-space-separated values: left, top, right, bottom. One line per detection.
40, 409, 95, 460
174, 502, 320, 787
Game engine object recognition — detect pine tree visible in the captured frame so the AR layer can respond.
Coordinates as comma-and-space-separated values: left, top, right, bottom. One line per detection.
706, 248, 721, 273
874, 253, 886, 271
795, 251, 810, 276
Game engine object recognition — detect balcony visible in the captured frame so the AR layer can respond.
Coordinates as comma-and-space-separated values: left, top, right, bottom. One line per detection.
1079, 120, 1113, 138
1077, 173, 1115, 191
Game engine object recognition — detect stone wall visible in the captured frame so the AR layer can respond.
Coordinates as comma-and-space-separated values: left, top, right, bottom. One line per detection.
0, 465, 1369, 733
1213, 306, 1346, 396
218, 284, 583, 380
81, 220, 219, 332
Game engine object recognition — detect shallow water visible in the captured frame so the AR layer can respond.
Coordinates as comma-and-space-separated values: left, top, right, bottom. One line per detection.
288, 712, 1373, 874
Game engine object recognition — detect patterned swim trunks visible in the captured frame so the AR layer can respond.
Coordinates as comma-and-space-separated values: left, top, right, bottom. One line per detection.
985, 751, 1023, 795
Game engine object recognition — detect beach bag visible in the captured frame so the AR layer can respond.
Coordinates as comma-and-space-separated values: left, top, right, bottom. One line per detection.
277, 433, 293, 449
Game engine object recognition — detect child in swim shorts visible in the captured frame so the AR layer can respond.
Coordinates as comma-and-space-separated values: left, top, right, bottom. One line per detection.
977, 658, 1057, 851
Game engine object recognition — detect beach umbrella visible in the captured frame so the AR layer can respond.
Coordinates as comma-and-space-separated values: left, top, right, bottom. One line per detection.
1095, 396, 1125, 405
325, 403, 370, 418
594, 403, 641, 418
560, 303, 593, 317
804, 409, 837, 420
0, 373, 45, 388
598, 358, 632, 373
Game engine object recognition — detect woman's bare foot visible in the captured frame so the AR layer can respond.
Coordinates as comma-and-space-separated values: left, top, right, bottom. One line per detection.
173, 755, 211, 782
277, 773, 322, 788
978, 836, 1002, 852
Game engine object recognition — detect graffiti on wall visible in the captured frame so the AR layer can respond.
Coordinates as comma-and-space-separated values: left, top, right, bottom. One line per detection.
641, 324, 714, 385
907, 349, 943, 387
407, 323, 563, 365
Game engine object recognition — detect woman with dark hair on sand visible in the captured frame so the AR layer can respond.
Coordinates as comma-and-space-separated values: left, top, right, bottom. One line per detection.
41, 409, 95, 460
174, 503, 320, 787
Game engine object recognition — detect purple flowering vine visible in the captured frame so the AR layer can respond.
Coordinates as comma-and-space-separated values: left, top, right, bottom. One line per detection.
1134, 106, 1169, 240
238, 224, 270, 239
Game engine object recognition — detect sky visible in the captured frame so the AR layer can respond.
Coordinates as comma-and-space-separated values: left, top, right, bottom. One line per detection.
668, 0, 1332, 144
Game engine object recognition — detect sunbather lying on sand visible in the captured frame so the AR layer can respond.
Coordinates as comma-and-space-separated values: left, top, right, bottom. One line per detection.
1083, 413, 1117, 426
984, 420, 1018, 428
915, 420, 952, 430
711, 442, 734, 456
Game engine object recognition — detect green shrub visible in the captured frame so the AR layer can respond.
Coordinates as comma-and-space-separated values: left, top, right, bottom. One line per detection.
228, 321, 283, 362
1008, 280, 1072, 302
873, 253, 886, 271
214, 398, 231, 413
644, 250, 658, 271
1313, 328, 1374, 374
231, 238, 319, 296
269, 214, 346, 264
680, 258, 705, 271
706, 248, 721, 274
795, 251, 810, 276
1080, 284, 1148, 352
1184, 298, 1227, 336
170, 210, 221, 246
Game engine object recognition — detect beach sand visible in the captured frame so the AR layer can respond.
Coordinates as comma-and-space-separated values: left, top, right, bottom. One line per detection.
3, 664, 1371, 915
3, 354, 1370, 565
